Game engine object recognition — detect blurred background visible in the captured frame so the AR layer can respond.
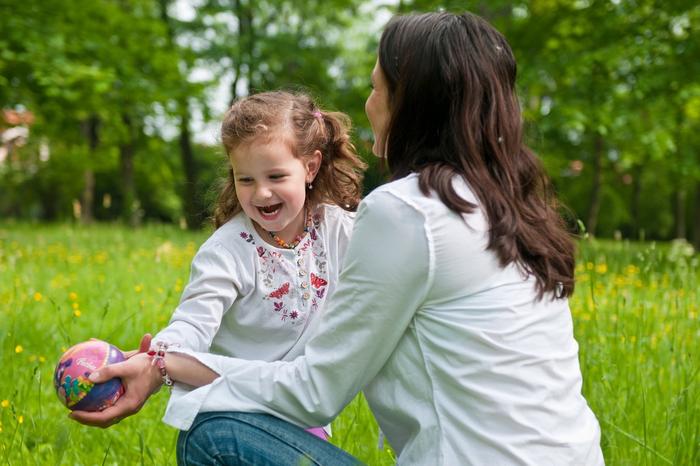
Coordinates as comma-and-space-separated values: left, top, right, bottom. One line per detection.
1, 0, 699, 245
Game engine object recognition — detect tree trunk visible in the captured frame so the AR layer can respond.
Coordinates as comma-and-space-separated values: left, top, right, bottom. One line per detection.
238, 1, 255, 93
179, 110, 205, 229
159, 0, 203, 229
586, 135, 604, 236
693, 183, 700, 249
120, 114, 138, 227
79, 115, 99, 224
674, 189, 686, 239
631, 164, 642, 240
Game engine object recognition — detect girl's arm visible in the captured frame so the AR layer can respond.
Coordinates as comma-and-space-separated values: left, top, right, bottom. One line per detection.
154, 241, 242, 353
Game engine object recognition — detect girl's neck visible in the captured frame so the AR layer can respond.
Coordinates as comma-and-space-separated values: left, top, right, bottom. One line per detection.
253, 207, 311, 249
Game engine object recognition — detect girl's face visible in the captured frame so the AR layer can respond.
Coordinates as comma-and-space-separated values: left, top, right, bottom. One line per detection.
365, 59, 391, 157
230, 135, 320, 242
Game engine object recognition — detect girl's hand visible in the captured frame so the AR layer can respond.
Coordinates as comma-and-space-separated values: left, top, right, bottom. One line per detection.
69, 334, 162, 428
123, 333, 152, 359
87, 333, 151, 358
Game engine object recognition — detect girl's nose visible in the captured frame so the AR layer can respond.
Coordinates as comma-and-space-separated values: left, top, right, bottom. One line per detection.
255, 185, 272, 200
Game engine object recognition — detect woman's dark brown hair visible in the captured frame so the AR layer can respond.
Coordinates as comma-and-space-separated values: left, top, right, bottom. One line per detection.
379, 12, 575, 299
214, 91, 366, 228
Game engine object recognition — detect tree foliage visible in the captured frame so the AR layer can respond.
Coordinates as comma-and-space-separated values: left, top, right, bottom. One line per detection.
1, 0, 698, 245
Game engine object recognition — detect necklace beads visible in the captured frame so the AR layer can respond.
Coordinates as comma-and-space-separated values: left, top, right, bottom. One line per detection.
268, 210, 312, 249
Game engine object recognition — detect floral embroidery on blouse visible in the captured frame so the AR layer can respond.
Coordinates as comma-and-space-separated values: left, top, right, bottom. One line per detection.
238, 225, 329, 326
239, 231, 255, 244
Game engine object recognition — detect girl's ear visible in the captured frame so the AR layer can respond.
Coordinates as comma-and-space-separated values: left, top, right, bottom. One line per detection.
305, 150, 322, 183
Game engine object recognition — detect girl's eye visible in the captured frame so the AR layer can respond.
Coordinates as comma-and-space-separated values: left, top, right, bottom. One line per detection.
237, 178, 253, 183
369, 81, 375, 89
269, 174, 286, 180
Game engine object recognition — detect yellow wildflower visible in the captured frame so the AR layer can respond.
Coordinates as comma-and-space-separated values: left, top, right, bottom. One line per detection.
39, 356, 46, 363
33, 292, 42, 302
73, 310, 81, 318
595, 263, 607, 274
69, 291, 78, 301
1, 400, 9, 408
29, 355, 37, 362
18, 416, 23, 424
15, 345, 23, 354
613, 276, 627, 287
134, 284, 144, 293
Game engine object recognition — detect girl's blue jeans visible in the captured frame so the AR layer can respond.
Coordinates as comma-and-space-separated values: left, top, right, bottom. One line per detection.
176, 412, 363, 465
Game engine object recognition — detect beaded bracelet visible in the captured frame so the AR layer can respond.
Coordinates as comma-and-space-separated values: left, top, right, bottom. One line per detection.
147, 342, 173, 387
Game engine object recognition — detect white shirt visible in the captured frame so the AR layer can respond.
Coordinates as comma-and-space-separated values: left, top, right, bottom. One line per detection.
154, 204, 354, 426
163, 174, 604, 466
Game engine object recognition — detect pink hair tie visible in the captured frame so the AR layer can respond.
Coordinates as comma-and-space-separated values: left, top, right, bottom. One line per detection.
312, 111, 323, 120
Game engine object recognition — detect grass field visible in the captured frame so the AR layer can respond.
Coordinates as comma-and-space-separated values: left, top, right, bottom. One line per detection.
0, 223, 698, 465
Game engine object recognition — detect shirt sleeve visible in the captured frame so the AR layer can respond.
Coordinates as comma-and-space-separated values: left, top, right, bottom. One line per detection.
335, 207, 356, 264
162, 190, 433, 430
154, 241, 241, 352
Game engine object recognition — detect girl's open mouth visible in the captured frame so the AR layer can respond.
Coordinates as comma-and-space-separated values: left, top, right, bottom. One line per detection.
258, 203, 282, 218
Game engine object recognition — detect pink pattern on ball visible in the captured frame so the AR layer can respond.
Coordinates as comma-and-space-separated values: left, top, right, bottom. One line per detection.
54, 340, 125, 412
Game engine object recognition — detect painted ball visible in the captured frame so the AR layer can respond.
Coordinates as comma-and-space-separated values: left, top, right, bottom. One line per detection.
54, 340, 125, 412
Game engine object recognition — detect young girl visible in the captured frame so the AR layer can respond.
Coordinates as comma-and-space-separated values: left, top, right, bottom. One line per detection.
84, 91, 365, 440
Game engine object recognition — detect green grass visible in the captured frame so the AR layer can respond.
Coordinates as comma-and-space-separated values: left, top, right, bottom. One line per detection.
0, 223, 698, 465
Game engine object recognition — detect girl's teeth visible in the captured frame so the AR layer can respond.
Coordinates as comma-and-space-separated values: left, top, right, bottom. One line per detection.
260, 204, 281, 215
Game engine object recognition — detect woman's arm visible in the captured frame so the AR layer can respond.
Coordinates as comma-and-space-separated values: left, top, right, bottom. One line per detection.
72, 188, 432, 430
164, 189, 433, 429
69, 345, 219, 427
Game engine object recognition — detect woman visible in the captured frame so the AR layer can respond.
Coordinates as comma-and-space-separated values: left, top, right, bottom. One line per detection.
73, 11, 603, 465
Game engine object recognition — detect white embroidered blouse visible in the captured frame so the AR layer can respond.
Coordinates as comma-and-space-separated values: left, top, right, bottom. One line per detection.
153, 204, 354, 420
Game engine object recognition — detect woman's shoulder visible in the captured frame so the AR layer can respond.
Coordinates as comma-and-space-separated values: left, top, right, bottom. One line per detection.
313, 203, 356, 225
364, 174, 431, 213
370, 173, 421, 198
368, 172, 478, 212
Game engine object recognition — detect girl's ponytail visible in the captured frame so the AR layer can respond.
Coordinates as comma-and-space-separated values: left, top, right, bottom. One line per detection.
307, 111, 366, 211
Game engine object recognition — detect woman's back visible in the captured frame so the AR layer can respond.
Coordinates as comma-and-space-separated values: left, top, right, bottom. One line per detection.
361, 173, 603, 465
